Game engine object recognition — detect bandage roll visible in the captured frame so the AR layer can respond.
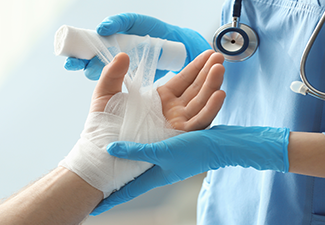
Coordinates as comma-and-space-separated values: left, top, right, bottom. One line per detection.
54, 25, 186, 71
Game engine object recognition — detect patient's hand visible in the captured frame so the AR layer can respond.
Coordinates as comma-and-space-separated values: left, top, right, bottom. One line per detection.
158, 50, 225, 131
90, 50, 225, 131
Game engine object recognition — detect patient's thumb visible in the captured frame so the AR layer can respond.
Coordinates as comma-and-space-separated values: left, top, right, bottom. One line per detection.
94, 53, 130, 97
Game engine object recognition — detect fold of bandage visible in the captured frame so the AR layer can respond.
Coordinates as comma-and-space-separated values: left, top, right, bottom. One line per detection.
57, 25, 185, 198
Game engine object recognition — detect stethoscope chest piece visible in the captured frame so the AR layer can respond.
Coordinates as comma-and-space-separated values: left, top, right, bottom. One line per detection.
213, 23, 259, 62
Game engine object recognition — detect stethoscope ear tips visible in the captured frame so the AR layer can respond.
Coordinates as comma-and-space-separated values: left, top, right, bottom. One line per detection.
290, 81, 308, 95
213, 23, 259, 62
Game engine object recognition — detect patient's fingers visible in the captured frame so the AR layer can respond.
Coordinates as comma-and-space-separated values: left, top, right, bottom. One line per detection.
185, 90, 226, 131
185, 63, 225, 119
163, 50, 215, 97
90, 53, 130, 112
158, 50, 225, 131
181, 52, 224, 105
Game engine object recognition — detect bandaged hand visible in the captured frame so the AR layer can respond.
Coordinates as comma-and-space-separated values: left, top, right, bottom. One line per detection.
64, 13, 211, 81
59, 50, 225, 200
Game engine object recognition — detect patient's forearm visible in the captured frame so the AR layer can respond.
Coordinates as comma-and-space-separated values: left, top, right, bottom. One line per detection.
0, 167, 103, 225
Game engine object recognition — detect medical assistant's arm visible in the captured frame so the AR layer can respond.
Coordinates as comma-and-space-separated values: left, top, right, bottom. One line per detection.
92, 127, 325, 215
10, 131, 324, 225
288, 132, 325, 178
0, 167, 103, 225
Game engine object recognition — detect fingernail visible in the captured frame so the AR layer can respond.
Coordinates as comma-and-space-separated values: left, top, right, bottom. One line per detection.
90, 210, 100, 216
107, 143, 116, 155
97, 21, 113, 35
90, 205, 113, 216
111, 55, 117, 63
64, 58, 86, 70
107, 142, 126, 157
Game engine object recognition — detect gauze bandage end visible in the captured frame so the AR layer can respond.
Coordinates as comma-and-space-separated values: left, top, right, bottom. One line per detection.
54, 25, 187, 71
57, 25, 184, 198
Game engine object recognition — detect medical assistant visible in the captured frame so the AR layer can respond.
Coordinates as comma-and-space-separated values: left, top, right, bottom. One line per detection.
197, 0, 325, 224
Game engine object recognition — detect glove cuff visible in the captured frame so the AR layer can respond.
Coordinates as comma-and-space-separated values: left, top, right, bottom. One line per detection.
282, 128, 290, 173
210, 125, 290, 173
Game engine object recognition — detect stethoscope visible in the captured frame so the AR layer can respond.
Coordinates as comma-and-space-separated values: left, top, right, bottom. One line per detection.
213, 0, 325, 101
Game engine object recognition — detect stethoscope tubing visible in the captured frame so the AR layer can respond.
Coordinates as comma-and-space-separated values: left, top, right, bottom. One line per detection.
300, 10, 325, 100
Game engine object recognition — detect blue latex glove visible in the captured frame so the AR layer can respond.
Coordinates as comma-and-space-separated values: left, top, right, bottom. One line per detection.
91, 125, 290, 215
64, 13, 212, 81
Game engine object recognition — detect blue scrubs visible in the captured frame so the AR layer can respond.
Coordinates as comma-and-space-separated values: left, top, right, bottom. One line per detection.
197, 0, 325, 224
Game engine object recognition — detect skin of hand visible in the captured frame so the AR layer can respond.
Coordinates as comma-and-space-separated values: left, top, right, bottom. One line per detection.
0, 50, 225, 225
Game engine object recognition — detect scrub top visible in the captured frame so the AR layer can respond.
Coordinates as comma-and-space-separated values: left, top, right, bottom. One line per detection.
197, 0, 325, 224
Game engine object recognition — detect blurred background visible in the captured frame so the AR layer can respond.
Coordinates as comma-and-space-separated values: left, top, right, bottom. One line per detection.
0, 0, 225, 224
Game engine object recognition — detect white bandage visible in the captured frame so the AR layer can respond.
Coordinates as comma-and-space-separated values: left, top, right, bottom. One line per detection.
57, 25, 185, 198
59, 92, 182, 197
54, 25, 186, 71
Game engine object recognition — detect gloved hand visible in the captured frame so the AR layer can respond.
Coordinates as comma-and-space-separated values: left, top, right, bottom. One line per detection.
64, 13, 212, 81
91, 125, 290, 215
